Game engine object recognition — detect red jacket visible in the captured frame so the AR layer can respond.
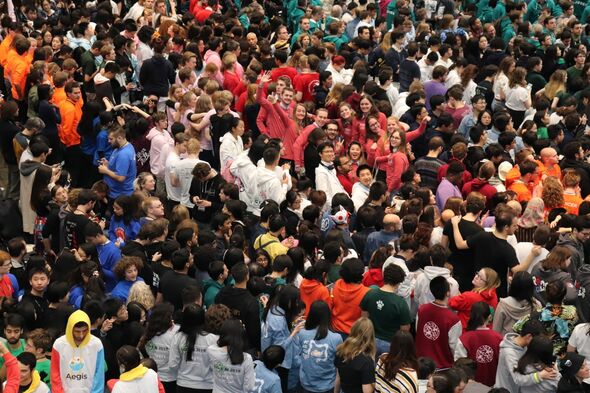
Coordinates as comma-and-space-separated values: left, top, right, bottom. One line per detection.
416, 302, 462, 369
459, 329, 503, 386
449, 288, 498, 329
376, 151, 409, 192
461, 178, 497, 208
337, 173, 353, 194
362, 268, 384, 287
255, 86, 297, 160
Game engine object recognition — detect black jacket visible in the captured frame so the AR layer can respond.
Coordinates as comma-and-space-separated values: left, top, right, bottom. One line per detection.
215, 286, 261, 351
139, 54, 175, 97
561, 158, 590, 198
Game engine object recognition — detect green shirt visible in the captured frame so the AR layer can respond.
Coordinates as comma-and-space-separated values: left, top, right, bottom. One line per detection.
36, 358, 51, 388
360, 288, 411, 342
0, 338, 25, 367
327, 264, 341, 284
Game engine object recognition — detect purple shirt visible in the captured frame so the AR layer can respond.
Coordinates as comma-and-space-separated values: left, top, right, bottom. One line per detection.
436, 178, 462, 211
424, 81, 448, 110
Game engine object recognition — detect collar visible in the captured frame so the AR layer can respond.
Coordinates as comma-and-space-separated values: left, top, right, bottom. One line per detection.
10, 258, 23, 269
120, 365, 148, 382
321, 161, 335, 170
22, 370, 41, 393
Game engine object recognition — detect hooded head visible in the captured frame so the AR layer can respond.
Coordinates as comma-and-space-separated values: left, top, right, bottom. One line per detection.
66, 310, 92, 348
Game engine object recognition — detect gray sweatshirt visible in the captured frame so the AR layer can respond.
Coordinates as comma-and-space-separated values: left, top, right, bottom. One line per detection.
145, 324, 180, 382
493, 297, 539, 336
206, 344, 256, 393
169, 331, 219, 389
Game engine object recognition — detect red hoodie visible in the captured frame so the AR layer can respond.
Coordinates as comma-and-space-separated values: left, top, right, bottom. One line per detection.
461, 177, 497, 208
332, 280, 370, 334
362, 269, 384, 287
448, 288, 498, 329
299, 278, 332, 317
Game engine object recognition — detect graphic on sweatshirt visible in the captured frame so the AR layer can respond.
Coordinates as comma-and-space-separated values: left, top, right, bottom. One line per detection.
376, 300, 384, 311
475, 345, 494, 363
69, 357, 85, 372
302, 340, 329, 362
423, 322, 440, 341
254, 378, 265, 393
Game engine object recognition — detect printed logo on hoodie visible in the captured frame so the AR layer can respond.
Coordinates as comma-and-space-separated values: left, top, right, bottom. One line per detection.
302, 340, 329, 362
66, 357, 88, 380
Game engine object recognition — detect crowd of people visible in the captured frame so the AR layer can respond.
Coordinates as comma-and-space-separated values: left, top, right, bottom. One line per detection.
1, 0, 590, 392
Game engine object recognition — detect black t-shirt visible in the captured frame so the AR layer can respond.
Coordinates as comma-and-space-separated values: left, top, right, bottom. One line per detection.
63, 212, 91, 250
158, 271, 198, 310
466, 231, 519, 297
443, 219, 483, 292
335, 353, 376, 393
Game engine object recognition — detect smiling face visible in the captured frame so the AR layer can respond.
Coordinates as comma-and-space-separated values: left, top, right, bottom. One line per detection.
358, 168, 373, 186
390, 131, 402, 148
295, 104, 307, 120
340, 104, 351, 119
125, 265, 138, 282
349, 144, 361, 160
359, 98, 372, 114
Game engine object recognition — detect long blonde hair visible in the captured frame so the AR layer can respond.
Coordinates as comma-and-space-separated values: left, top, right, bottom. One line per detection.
127, 281, 155, 310
473, 267, 500, 293
325, 83, 344, 107
544, 70, 567, 100
336, 318, 375, 362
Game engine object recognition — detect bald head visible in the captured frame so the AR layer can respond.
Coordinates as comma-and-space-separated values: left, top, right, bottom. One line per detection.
383, 214, 401, 231
540, 147, 558, 165
507, 200, 522, 216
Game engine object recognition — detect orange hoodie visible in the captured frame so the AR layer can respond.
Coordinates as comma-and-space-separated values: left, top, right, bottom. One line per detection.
300, 278, 332, 317
331, 280, 370, 334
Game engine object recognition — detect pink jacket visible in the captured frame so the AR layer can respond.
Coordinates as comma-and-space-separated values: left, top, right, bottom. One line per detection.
376, 151, 409, 192
255, 86, 298, 160
293, 123, 319, 168
371, 120, 427, 171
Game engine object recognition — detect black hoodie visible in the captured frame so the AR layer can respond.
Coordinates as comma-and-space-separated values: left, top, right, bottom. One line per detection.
215, 286, 261, 351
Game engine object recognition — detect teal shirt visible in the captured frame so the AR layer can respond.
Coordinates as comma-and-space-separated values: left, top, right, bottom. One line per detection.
526, 0, 563, 23
323, 34, 349, 50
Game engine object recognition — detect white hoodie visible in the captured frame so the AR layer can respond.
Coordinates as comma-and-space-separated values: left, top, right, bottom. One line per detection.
253, 167, 289, 214
351, 182, 370, 211
414, 266, 460, 306
230, 153, 259, 213
219, 132, 244, 172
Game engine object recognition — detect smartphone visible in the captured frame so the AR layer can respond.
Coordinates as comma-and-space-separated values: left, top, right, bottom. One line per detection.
98, 151, 105, 160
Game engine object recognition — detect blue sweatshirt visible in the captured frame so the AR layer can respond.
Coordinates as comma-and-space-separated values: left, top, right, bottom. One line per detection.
293, 327, 342, 392
110, 277, 144, 302
97, 241, 121, 292
108, 216, 141, 246
251, 360, 282, 393
261, 307, 295, 369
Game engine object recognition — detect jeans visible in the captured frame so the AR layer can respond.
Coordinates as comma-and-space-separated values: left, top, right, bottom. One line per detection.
375, 337, 391, 358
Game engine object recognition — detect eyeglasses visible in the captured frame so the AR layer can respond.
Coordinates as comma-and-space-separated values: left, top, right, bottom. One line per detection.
475, 272, 487, 283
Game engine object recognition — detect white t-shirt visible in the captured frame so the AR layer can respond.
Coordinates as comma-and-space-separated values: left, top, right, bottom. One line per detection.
505, 85, 530, 111
174, 157, 202, 208
164, 151, 182, 202
514, 242, 549, 273
568, 323, 590, 383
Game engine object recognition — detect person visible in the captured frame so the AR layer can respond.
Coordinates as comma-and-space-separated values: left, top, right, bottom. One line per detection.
110, 256, 144, 302
253, 345, 284, 393
530, 245, 577, 305
454, 301, 503, 386
98, 127, 137, 200
206, 319, 256, 393
169, 304, 218, 393
360, 264, 411, 356
203, 261, 228, 309
495, 319, 547, 391
414, 245, 459, 306
107, 346, 159, 393
375, 331, 419, 393
448, 267, 500, 329
293, 300, 342, 393
514, 336, 560, 393
557, 352, 590, 393
334, 318, 376, 393
84, 221, 122, 292
493, 271, 539, 335
316, 143, 348, 202
415, 276, 462, 370
24, 329, 52, 387
58, 81, 83, 186
332, 258, 371, 336
156, 249, 198, 310
299, 261, 332, 317
50, 310, 105, 393
146, 112, 174, 195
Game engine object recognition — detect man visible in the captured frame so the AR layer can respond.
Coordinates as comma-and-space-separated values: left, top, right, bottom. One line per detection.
415, 276, 462, 370
215, 263, 261, 351
79, 40, 102, 99
458, 95, 487, 139
253, 148, 290, 212
20, 268, 50, 329
0, 314, 26, 370
450, 211, 541, 297
414, 137, 445, 192
63, 189, 96, 250
414, 245, 460, 305
441, 193, 485, 291
5, 37, 31, 105
436, 161, 464, 211
85, 222, 121, 292
334, 155, 353, 195
190, 162, 226, 223
561, 141, 590, 198
269, 50, 298, 83
508, 160, 538, 203
316, 143, 347, 204
465, 126, 488, 176
58, 81, 83, 186
461, 161, 497, 208
98, 127, 136, 200
141, 197, 166, 223
20, 142, 54, 235
16, 352, 50, 393
424, 65, 448, 111
562, 170, 584, 215
557, 215, 590, 280
381, 234, 419, 308
253, 214, 290, 263
203, 261, 228, 308
398, 42, 421, 93
156, 249, 198, 310
163, 132, 189, 211
50, 310, 105, 393
364, 214, 401, 262
539, 147, 561, 179
495, 320, 548, 391
146, 112, 174, 197
13, 117, 45, 163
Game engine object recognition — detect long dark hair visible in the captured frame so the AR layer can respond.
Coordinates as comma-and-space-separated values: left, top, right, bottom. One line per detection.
305, 301, 332, 340
516, 336, 555, 374
466, 301, 491, 331
114, 195, 139, 225
379, 331, 418, 381
139, 303, 174, 353
263, 285, 304, 330
179, 304, 207, 361
77, 101, 102, 138
218, 319, 246, 365
286, 247, 305, 285
30, 165, 53, 212
508, 271, 535, 307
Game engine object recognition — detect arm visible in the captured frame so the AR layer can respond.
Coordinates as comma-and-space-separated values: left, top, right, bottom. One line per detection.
50, 347, 64, 393
440, 235, 449, 248
454, 339, 467, 360
448, 293, 470, 311
492, 302, 506, 333
98, 165, 126, 182
243, 355, 256, 392
90, 348, 105, 393
334, 370, 341, 393
362, 385, 375, 393
386, 154, 406, 191
448, 321, 462, 357
450, 216, 469, 249
511, 246, 541, 273
405, 117, 429, 143
1, 348, 18, 393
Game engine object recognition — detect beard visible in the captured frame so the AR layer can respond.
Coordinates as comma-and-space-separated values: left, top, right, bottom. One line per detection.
6, 337, 18, 345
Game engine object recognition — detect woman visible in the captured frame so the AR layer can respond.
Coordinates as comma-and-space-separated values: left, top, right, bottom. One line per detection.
515, 280, 578, 356
375, 331, 418, 393
219, 117, 245, 178
166, 84, 184, 124
355, 95, 387, 145
492, 56, 515, 111
37, 84, 62, 165
347, 142, 366, 184
261, 285, 305, 391
531, 245, 577, 305
169, 304, 218, 393
325, 83, 345, 119
299, 261, 332, 317
108, 346, 160, 393
337, 102, 360, 147
334, 318, 376, 393
505, 66, 531, 128
134, 172, 156, 198
174, 91, 198, 133
193, 95, 214, 163
127, 281, 155, 311
477, 109, 493, 131
461, 65, 479, 103
449, 267, 500, 329
515, 336, 560, 393
557, 352, 590, 393
280, 190, 302, 238
139, 303, 179, 393
454, 302, 503, 386
221, 53, 240, 93
372, 116, 421, 181
0, 251, 17, 298
111, 256, 145, 303
538, 70, 567, 109
108, 195, 141, 248
206, 319, 256, 392
68, 261, 105, 309
542, 176, 564, 214
493, 271, 539, 335
515, 198, 545, 242
294, 300, 343, 393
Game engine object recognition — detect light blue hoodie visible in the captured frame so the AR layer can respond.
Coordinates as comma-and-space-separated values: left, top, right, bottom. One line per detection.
261, 307, 295, 369
293, 327, 342, 392
251, 360, 282, 393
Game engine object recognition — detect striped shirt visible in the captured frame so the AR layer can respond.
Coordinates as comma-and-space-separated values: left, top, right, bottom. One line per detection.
375, 358, 419, 393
